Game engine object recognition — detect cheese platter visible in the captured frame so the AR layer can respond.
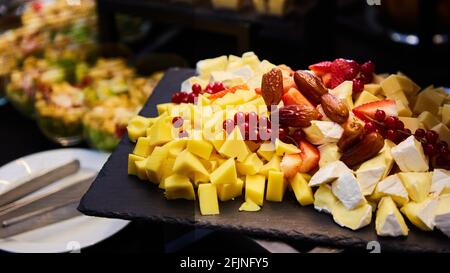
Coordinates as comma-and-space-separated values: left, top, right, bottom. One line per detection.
79, 53, 450, 252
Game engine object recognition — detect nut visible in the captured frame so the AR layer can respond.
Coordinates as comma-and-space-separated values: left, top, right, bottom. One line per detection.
261, 68, 283, 106
278, 105, 322, 128
293, 70, 328, 104
340, 132, 385, 168
320, 93, 349, 124
337, 118, 364, 152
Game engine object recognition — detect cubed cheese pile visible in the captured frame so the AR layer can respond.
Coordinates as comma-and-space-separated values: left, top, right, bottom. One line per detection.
127, 89, 315, 216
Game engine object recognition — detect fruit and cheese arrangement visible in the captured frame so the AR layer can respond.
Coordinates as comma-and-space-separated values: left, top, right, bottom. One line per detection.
127, 52, 450, 239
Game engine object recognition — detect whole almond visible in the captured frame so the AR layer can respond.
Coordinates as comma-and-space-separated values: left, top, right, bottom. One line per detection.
261, 68, 283, 106
320, 93, 349, 124
340, 132, 384, 167
337, 118, 364, 152
278, 105, 322, 128
293, 70, 328, 104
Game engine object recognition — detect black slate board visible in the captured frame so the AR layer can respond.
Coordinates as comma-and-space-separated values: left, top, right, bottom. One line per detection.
78, 68, 450, 253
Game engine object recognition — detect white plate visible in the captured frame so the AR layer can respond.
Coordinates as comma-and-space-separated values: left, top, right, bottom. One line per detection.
0, 148, 129, 253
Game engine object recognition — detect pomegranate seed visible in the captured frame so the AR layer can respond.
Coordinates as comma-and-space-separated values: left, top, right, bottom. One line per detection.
187, 93, 196, 103
385, 116, 398, 129
278, 127, 288, 141
424, 143, 437, 156
375, 109, 386, 122
352, 79, 364, 93
234, 112, 245, 125
364, 122, 376, 133
425, 130, 439, 144
192, 83, 202, 94
415, 129, 426, 139
179, 130, 189, 138
179, 92, 189, 103
440, 146, 449, 156
292, 129, 305, 143
212, 82, 225, 93
360, 61, 375, 76
395, 120, 405, 130
171, 92, 183, 103
223, 119, 235, 134
387, 129, 398, 142
172, 116, 183, 128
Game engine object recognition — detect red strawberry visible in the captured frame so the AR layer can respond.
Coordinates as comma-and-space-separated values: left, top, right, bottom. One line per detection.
32, 1, 43, 12
280, 154, 302, 178
352, 99, 397, 121
330, 59, 360, 88
309, 61, 332, 76
298, 140, 320, 173
282, 88, 315, 108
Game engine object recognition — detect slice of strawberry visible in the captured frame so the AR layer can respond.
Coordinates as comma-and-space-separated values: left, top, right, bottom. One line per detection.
281, 88, 315, 108
298, 140, 320, 173
280, 154, 302, 178
352, 99, 397, 121
309, 61, 332, 76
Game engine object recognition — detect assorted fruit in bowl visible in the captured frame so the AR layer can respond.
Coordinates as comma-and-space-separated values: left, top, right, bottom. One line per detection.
35, 82, 87, 146
83, 96, 139, 151
127, 52, 450, 239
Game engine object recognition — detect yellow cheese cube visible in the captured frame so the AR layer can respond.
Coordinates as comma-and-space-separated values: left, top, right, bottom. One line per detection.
218, 127, 250, 162
173, 149, 209, 177
290, 173, 314, 206
128, 154, 145, 176
259, 155, 281, 177
266, 171, 286, 202
133, 137, 154, 157
157, 103, 174, 115
354, 91, 379, 107
331, 81, 354, 109
381, 74, 418, 97
418, 111, 440, 130
431, 123, 450, 145
442, 104, 450, 127
314, 185, 338, 214
127, 115, 152, 142
236, 153, 264, 175
164, 174, 195, 200
387, 90, 409, 107
363, 83, 382, 96
145, 147, 169, 183
239, 199, 261, 212
206, 131, 226, 152
135, 158, 149, 180
414, 88, 446, 116
214, 93, 244, 107
245, 174, 266, 206
257, 142, 275, 161
198, 184, 220, 215
193, 172, 210, 187
398, 172, 432, 202
275, 139, 301, 156
235, 89, 257, 102
210, 158, 237, 185
395, 99, 412, 117
158, 158, 176, 185
395, 73, 421, 96
196, 55, 228, 79
164, 139, 188, 158
217, 178, 244, 201
187, 138, 213, 160
399, 117, 422, 132
196, 94, 211, 107
147, 116, 175, 146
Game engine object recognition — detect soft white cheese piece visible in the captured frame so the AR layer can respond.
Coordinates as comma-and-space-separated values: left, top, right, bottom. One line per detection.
331, 172, 365, 210
210, 71, 246, 87
318, 143, 342, 168
313, 184, 337, 214
391, 136, 429, 172
375, 197, 409, 237
196, 55, 228, 78
377, 174, 409, 205
431, 169, 450, 196
416, 198, 439, 230
434, 195, 450, 238
180, 76, 208, 93
332, 202, 372, 230
303, 121, 344, 145
309, 161, 352, 187
356, 154, 388, 196
230, 65, 254, 81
